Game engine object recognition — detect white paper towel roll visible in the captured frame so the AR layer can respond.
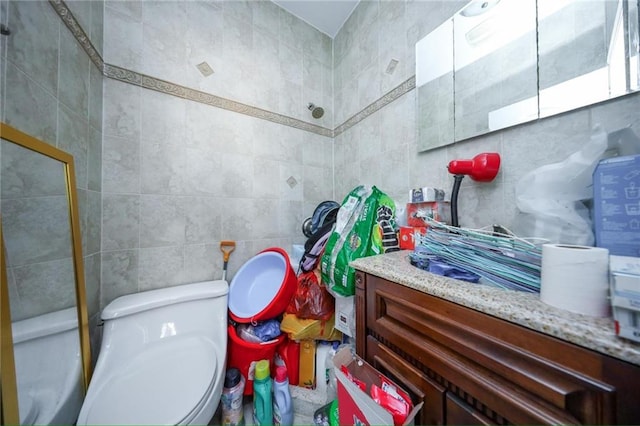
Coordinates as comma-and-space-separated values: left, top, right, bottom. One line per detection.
540, 244, 610, 317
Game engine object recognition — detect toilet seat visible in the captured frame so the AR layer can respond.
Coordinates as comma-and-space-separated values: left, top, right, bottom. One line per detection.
82, 336, 217, 425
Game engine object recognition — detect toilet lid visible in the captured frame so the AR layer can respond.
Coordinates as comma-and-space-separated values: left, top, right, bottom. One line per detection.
84, 336, 217, 425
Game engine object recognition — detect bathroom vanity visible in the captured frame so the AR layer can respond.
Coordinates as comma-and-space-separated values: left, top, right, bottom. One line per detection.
351, 251, 640, 425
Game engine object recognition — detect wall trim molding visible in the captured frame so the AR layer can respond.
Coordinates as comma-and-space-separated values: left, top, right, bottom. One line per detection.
49, 0, 414, 139
103, 63, 334, 137
334, 76, 416, 137
49, 0, 104, 72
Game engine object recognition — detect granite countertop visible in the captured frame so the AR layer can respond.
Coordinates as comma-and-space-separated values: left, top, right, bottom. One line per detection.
350, 250, 640, 367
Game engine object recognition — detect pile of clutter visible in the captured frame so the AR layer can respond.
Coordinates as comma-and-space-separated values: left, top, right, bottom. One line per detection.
223, 185, 411, 426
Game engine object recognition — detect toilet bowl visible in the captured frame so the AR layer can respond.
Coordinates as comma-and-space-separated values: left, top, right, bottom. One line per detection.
12, 307, 83, 425
76, 280, 228, 425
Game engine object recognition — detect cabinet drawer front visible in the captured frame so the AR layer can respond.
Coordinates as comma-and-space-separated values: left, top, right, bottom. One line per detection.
446, 393, 494, 426
367, 335, 445, 426
363, 275, 618, 424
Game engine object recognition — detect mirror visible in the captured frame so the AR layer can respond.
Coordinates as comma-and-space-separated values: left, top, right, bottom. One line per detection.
1, 219, 20, 424
453, 0, 538, 140
416, 0, 640, 151
416, 19, 454, 152
0, 122, 91, 425
538, 0, 639, 117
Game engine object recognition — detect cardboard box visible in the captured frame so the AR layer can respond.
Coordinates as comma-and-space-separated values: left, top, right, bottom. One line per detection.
334, 295, 355, 338
333, 347, 422, 426
409, 187, 445, 203
612, 306, 640, 342
406, 201, 451, 227
399, 226, 427, 250
611, 271, 640, 312
610, 255, 640, 343
610, 255, 640, 275
593, 155, 640, 256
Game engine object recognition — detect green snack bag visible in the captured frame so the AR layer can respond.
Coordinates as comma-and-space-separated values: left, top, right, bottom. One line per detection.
321, 186, 399, 297
369, 191, 400, 255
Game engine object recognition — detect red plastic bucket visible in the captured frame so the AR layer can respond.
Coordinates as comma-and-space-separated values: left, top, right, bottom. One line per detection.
227, 247, 296, 395
227, 324, 286, 395
228, 247, 297, 323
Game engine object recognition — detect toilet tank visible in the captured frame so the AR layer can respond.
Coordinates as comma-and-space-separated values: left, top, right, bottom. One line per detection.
12, 307, 83, 425
99, 281, 228, 362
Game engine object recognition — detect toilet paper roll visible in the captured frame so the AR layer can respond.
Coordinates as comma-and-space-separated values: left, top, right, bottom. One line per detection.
540, 244, 610, 317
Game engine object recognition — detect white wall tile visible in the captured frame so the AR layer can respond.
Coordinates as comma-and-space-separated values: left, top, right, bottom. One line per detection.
138, 245, 185, 291
184, 197, 222, 245
102, 193, 140, 250
139, 194, 185, 248
104, 5, 142, 70
103, 78, 141, 139
101, 249, 139, 305
103, 134, 140, 194
4, 62, 57, 143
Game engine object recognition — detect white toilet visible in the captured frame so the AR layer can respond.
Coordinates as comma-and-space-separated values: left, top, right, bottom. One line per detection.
76, 280, 229, 425
12, 307, 83, 425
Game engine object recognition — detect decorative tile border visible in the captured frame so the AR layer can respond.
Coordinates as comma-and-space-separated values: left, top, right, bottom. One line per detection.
104, 64, 334, 137
49, 0, 104, 72
334, 76, 416, 137
50, 0, 414, 139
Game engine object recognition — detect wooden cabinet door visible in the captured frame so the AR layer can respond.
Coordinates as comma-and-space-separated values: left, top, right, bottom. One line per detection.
357, 271, 640, 424
362, 274, 627, 424
366, 335, 445, 425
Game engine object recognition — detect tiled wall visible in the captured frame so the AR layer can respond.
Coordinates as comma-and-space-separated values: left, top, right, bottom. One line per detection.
0, 0, 6, 122
334, 0, 640, 235
100, 0, 334, 306
4, 0, 640, 319
0, 140, 76, 321
0, 0, 103, 325
104, 0, 333, 129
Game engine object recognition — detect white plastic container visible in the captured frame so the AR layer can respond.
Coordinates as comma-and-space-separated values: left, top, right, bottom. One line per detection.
272, 366, 293, 426
314, 342, 331, 397
325, 342, 340, 402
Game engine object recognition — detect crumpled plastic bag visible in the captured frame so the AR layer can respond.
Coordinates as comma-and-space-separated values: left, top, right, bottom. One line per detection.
286, 269, 334, 321
237, 319, 281, 343
514, 125, 608, 245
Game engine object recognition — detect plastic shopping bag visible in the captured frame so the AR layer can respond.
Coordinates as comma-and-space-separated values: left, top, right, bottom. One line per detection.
286, 269, 334, 321
321, 185, 399, 297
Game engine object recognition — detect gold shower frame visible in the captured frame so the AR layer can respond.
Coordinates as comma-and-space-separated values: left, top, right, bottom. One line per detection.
0, 122, 91, 424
